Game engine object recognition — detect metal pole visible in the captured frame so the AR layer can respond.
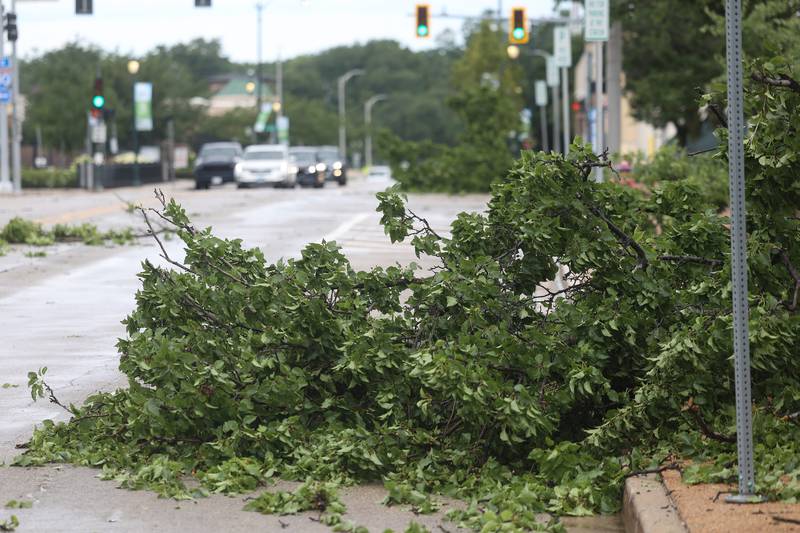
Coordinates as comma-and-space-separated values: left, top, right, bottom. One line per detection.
276, 53, 283, 122
561, 67, 570, 155
256, 2, 263, 141
595, 41, 604, 182
364, 94, 387, 169
586, 48, 593, 142
552, 85, 561, 154
539, 105, 549, 152
606, 21, 622, 155
0, 1, 10, 193
10, 0, 20, 192
132, 79, 140, 186
723, 0, 758, 503
337, 69, 364, 164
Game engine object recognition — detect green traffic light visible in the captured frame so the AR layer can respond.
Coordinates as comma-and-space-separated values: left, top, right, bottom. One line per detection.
92, 95, 105, 109
513, 28, 525, 40
417, 25, 429, 37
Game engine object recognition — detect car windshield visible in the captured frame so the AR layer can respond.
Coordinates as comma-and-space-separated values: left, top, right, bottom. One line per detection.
201, 147, 237, 158
317, 150, 339, 164
244, 150, 285, 161
290, 150, 317, 165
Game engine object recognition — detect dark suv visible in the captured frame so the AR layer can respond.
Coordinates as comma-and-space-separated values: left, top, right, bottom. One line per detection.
316, 146, 347, 186
194, 142, 243, 190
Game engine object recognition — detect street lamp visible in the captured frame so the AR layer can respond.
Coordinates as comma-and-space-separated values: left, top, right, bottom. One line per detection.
364, 94, 388, 169
127, 60, 141, 186
337, 68, 365, 164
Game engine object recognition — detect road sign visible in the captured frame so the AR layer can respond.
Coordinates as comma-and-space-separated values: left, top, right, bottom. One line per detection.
554, 26, 572, 68
134, 82, 153, 132
535, 81, 548, 107
0, 89, 9, 104
0, 56, 11, 69
584, 0, 609, 42
76, 0, 93, 15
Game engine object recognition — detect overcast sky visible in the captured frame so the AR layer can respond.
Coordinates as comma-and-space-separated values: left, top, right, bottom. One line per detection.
15, 0, 559, 62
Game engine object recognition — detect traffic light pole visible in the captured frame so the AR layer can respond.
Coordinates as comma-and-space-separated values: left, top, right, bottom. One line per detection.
10, 0, 19, 192
594, 41, 604, 182
561, 67, 570, 155
0, 1, 10, 193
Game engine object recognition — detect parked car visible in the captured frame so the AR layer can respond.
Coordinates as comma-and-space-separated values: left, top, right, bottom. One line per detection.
289, 147, 325, 188
235, 144, 297, 188
194, 142, 243, 190
315, 146, 347, 186
367, 165, 393, 181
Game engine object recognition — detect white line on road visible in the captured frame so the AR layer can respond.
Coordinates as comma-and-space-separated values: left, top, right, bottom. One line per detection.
323, 212, 372, 242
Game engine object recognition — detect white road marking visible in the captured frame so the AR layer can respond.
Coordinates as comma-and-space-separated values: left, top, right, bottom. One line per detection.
323, 212, 372, 242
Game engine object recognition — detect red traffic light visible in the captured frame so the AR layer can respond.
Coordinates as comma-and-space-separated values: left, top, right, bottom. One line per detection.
571, 101, 582, 112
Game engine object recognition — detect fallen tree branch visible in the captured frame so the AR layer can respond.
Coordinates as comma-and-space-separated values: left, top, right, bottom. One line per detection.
624, 462, 681, 479
586, 203, 650, 271
658, 254, 723, 267
751, 71, 800, 94
684, 401, 736, 443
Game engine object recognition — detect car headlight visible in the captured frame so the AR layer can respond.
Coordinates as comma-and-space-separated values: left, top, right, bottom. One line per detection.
333, 161, 343, 170
333, 169, 342, 177
307, 165, 316, 174
234, 163, 243, 174
289, 165, 299, 174
316, 163, 327, 172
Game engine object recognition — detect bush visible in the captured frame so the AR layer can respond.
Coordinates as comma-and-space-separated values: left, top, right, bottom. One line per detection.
22, 167, 78, 189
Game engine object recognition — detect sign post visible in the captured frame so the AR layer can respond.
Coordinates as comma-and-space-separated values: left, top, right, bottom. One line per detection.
584, 0, 609, 182
554, 26, 571, 155
134, 82, 153, 132
546, 56, 561, 154
723, 0, 761, 504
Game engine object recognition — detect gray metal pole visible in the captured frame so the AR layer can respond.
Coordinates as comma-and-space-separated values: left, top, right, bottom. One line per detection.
723, 0, 758, 502
561, 67, 570, 155
552, 85, 561, 154
606, 21, 622, 155
256, 2, 264, 140
10, 0, 19, 192
0, 1, 10, 194
276, 53, 283, 121
595, 41, 604, 182
539, 105, 549, 152
364, 94, 387, 169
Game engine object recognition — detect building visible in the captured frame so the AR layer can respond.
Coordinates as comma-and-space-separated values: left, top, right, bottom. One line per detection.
205, 75, 275, 117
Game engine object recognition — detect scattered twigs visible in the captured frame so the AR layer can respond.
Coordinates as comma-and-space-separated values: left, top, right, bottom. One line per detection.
139, 206, 194, 274
772, 516, 800, 526
658, 254, 723, 267
623, 462, 681, 479
751, 71, 800, 94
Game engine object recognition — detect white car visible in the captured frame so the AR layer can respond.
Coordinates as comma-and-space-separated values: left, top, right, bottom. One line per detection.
235, 144, 297, 188
367, 165, 394, 181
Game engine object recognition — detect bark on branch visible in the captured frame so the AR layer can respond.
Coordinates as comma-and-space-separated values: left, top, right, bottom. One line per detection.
658, 254, 723, 267
751, 72, 800, 94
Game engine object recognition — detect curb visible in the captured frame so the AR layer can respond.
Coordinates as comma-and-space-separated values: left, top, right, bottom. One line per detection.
623, 474, 687, 533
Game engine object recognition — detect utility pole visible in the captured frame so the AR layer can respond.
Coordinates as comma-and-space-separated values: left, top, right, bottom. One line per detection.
594, 41, 604, 181
276, 52, 283, 123
364, 94, 387, 169
337, 68, 364, 164
0, 1, 10, 193
606, 21, 622, 155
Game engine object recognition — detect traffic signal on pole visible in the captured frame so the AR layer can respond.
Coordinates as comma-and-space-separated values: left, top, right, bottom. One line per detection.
509, 7, 529, 45
415, 4, 430, 38
4, 13, 17, 42
91, 77, 105, 118
195, 0, 211, 6
76, 0, 93, 15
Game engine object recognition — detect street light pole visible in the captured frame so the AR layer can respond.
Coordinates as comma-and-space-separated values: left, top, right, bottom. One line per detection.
256, 2, 264, 140
337, 68, 364, 164
561, 67, 570, 155
364, 94, 387, 169
127, 60, 140, 186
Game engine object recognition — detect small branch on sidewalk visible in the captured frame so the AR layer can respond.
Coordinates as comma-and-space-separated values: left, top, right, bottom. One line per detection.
624, 462, 682, 479
43, 381, 74, 415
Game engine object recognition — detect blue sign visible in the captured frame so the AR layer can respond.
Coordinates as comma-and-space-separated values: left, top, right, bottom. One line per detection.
0, 57, 11, 69
0, 89, 11, 103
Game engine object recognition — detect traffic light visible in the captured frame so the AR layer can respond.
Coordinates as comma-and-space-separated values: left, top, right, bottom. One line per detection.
509, 7, 529, 45
415, 4, 430, 38
4, 13, 17, 43
91, 77, 105, 118
76, 0, 93, 15
195, 0, 211, 6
